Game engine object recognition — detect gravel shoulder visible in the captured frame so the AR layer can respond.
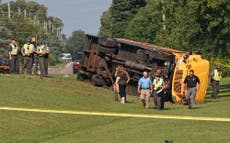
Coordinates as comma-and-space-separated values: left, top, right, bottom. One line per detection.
48, 62, 73, 75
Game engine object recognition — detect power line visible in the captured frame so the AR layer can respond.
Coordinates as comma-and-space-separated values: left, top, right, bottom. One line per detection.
111, 7, 140, 17
112, 0, 139, 7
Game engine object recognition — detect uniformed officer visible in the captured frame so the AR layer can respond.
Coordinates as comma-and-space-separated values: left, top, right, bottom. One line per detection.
8, 39, 20, 73
210, 65, 223, 99
21, 39, 34, 75
183, 70, 200, 109
36, 41, 46, 77
44, 43, 50, 77
31, 37, 38, 75
138, 71, 153, 109
153, 72, 166, 110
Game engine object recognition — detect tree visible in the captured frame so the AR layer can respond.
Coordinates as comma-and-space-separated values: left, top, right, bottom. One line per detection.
66, 30, 85, 58
100, 0, 146, 38
125, 0, 162, 43
99, 8, 112, 37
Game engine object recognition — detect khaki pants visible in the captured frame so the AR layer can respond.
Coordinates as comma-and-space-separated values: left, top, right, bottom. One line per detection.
186, 87, 197, 108
140, 89, 151, 108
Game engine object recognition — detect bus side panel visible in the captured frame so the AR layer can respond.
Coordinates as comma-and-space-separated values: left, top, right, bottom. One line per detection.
190, 59, 210, 103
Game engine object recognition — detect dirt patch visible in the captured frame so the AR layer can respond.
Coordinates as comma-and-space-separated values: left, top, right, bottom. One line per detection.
48, 62, 73, 75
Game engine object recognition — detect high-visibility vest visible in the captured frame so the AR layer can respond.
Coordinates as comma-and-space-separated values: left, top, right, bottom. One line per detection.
45, 46, 50, 53
213, 69, 221, 81
10, 43, 18, 55
153, 78, 164, 90
23, 44, 34, 55
37, 45, 46, 55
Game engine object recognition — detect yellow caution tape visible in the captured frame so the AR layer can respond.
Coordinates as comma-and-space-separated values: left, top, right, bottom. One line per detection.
0, 106, 229, 122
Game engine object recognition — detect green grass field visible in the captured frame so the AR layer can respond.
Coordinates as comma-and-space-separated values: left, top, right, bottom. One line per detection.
0, 75, 229, 143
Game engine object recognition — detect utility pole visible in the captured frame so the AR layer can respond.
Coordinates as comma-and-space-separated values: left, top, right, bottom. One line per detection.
33, 15, 36, 25
8, 2, 11, 19
18, 7, 21, 14
163, 12, 166, 30
24, 9, 27, 19
162, 0, 166, 30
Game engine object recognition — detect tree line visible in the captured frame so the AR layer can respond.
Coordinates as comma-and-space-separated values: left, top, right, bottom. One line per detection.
100, 0, 230, 74
0, 0, 86, 64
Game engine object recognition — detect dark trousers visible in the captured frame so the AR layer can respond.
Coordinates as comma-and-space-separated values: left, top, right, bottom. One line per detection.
33, 54, 39, 75
10, 55, 19, 73
153, 91, 157, 108
211, 80, 220, 98
44, 56, 49, 76
154, 91, 165, 110
119, 84, 127, 100
22, 56, 33, 74
39, 56, 45, 77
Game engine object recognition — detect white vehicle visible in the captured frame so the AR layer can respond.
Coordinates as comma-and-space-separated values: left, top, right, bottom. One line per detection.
60, 53, 72, 62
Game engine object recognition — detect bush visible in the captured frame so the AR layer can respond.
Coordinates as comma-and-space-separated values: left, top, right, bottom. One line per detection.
210, 58, 230, 77
48, 52, 59, 66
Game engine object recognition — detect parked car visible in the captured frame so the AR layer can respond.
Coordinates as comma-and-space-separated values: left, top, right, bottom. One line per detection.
59, 53, 72, 62
73, 51, 83, 73
0, 60, 10, 74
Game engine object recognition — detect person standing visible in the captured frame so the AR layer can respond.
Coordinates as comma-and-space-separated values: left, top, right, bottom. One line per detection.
31, 37, 38, 75
138, 71, 153, 109
44, 43, 50, 77
152, 72, 167, 110
115, 66, 130, 104
8, 39, 20, 73
21, 39, 34, 75
210, 65, 223, 99
183, 69, 200, 109
36, 41, 46, 77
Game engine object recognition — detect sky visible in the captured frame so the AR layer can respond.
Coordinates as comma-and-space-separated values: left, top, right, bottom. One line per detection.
1, 0, 112, 37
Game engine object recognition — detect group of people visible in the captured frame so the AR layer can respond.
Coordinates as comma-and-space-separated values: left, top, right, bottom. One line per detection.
113, 65, 223, 110
8, 38, 50, 77
137, 70, 168, 110
113, 65, 169, 110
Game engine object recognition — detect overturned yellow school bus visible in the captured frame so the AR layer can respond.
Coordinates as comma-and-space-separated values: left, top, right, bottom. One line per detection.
78, 34, 209, 103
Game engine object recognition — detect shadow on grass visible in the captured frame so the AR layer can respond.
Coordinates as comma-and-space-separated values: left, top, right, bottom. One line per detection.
205, 81, 230, 102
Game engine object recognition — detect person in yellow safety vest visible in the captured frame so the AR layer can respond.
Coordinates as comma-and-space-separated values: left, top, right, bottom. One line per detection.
152, 72, 167, 110
210, 65, 223, 99
36, 41, 47, 77
8, 39, 20, 73
21, 39, 35, 75
44, 44, 50, 77
31, 37, 38, 75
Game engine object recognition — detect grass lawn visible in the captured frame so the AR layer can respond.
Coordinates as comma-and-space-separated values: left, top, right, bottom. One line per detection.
0, 75, 229, 143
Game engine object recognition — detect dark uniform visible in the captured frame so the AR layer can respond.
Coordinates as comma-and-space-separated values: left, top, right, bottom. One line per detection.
21, 41, 34, 75
184, 70, 200, 109
8, 40, 20, 74
44, 46, 50, 77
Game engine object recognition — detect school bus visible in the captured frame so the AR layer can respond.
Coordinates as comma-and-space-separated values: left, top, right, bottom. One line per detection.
78, 34, 209, 103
